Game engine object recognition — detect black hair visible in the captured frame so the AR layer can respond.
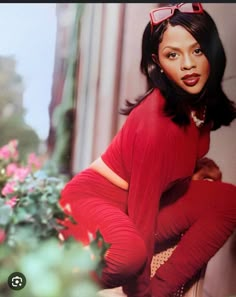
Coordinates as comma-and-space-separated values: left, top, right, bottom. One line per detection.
193, 157, 222, 181
120, 8, 236, 130
194, 157, 220, 173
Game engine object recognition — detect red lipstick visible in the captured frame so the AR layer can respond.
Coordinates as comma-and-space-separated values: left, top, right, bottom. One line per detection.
182, 73, 200, 87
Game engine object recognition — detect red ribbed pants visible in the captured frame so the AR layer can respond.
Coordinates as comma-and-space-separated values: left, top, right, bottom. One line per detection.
59, 169, 147, 290
152, 180, 236, 296
59, 170, 236, 297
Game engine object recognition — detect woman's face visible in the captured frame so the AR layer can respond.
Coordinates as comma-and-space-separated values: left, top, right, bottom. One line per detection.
157, 24, 210, 94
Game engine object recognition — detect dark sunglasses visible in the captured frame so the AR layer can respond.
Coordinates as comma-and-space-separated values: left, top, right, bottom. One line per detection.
149, 3, 204, 33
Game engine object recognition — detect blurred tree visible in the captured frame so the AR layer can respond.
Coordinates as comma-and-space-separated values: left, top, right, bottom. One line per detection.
0, 56, 40, 159
0, 56, 25, 118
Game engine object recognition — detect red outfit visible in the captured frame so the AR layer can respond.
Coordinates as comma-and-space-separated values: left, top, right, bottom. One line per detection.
59, 88, 236, 297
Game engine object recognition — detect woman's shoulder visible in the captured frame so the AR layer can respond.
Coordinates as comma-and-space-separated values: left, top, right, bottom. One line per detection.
120, 88, 171, 143
129, 88, 166, 124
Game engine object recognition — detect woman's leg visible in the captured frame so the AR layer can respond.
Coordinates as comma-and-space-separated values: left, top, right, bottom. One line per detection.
152, 180, 236, 297
60, 196, 147, 289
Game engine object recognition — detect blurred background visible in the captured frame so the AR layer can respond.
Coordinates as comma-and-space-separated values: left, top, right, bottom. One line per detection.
0, 4, 56, 159
0, 3, 235, 297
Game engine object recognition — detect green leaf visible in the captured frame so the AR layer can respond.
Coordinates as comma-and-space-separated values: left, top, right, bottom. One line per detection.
0, 204, 13, 225
13, 207, 34, 224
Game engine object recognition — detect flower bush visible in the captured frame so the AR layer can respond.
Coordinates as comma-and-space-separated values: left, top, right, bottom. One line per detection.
0, 140, 108, 297
0, 139, 66, 245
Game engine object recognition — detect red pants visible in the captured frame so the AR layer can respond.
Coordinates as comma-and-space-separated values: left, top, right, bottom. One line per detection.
153, 180, 236, 296
59, 169, 236, 297
59, 169, 147, 289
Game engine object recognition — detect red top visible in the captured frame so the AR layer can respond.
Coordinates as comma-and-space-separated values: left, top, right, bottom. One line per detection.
101, 88, 210, 293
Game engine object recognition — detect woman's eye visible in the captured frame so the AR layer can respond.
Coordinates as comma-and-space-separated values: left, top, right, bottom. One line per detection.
194, 48, 203, 55
167, 52, 178, 59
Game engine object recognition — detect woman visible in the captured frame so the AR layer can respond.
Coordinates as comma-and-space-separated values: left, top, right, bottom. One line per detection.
59, 3, 236, 297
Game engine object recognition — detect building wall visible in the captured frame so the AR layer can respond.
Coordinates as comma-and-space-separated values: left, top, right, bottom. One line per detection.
72, 3, 157, 173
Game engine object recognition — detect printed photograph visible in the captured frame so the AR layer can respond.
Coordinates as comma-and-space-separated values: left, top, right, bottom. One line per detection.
0, 3, 235, 297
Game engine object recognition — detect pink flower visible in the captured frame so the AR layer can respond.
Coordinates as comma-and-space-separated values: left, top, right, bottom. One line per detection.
0, 228, 6, 243
0, 146, 11, 160
8, 140, 19, 160
1, 181, 17, 196
6, 163, 18, 176
0, 140, 19, 161
5, 196, 17, 208
13, 167, 30, 182
27, 153, 42, 170
8, 139, 18, 148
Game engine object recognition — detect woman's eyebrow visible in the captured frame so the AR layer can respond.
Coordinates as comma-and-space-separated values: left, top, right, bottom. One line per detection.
161, 42, 200, 52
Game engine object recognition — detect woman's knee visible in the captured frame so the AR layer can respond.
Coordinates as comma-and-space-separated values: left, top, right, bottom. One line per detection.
105, 235, 147, 276
126, 236, 148, 273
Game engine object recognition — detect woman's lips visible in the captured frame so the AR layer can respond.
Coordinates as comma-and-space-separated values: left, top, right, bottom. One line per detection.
182, 74, 200, 87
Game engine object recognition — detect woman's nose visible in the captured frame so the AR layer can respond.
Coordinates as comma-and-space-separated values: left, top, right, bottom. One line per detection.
181, 55, 196, 70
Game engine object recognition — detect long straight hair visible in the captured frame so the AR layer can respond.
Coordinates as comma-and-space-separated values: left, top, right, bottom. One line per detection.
120, 9, 236, 130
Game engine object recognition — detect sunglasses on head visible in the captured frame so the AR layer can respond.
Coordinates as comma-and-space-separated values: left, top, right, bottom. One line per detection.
149, 3, 204, 33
